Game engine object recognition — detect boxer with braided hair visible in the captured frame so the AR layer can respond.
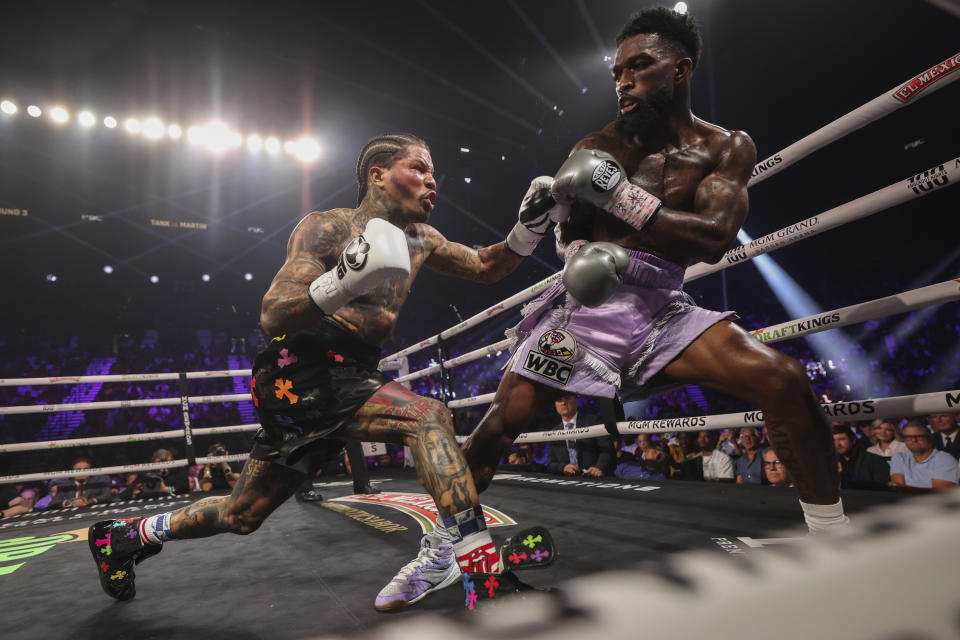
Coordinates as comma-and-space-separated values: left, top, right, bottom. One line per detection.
88, 132, 561, 608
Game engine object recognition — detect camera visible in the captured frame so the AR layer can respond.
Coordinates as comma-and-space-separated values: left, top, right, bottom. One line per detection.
137, 474, 163, 490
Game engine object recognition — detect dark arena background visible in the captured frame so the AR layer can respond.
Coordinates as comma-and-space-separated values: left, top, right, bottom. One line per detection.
0, 2, 958, 639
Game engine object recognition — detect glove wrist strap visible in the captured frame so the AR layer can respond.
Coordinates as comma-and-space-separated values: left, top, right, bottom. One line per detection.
602, 180, 662, 230
505, 222, 542, 256
308, 271, 345, 315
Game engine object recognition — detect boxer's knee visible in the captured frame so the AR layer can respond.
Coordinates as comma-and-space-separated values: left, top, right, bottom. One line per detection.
748, 351, 810, 408
222, 500, 268, 535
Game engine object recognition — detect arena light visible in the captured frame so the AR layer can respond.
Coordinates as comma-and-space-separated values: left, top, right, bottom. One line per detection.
45, 274, 57, 283
228, 131, 242, 148
244, 272, 253, 281
187, 126, 203, 145
78, 111, 96, 127
264, 137, 280, 154
1, 100, 16, 115
124, 118, 141, 134
283, 140, 296, 155
103, 116, 118, 128
294, 137, 320, 163
464, 177, 472, 184
246, 134, 263, 152
460, 147, 470, 153
201, 273, 211, 282
167, 124, 182, 139
149, 275, 159, 284
141, 117, 164, 139
202, 121, 234, 153
50, 106, 69, 123
674, 2, 688, 14
27, 105, 42, 117
102, 265, 113, 274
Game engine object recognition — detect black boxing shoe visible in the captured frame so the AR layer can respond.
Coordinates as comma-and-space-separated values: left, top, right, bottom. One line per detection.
88, 517, 161, 601
353, 483, 381, 495
295, 486, 324, 502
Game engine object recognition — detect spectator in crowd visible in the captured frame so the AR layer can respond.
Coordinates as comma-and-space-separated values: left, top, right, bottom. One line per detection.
1, 486, 39, 519
46, 457, 113, 508
855, 421, 878, 448
832, 425, 889, 490
692, 430, 735, 482
120, 448, 190, 500
763, 449, 792, 487
615, 447, 668, 480
717, 428, 741, 458
546, 394, 614, 477
200, 442, 242, 492
891, 422, 959, 492
866, 419, 908, 459
665, 432, 696, 479
928, 413, 960, 459
735, 428, 767, 484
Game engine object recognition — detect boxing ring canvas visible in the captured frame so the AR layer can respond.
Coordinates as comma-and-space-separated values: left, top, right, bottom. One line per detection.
0, 469, 902, 639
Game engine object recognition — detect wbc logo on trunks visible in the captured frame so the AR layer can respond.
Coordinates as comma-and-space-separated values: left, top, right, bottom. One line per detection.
591, 160, 621, 193
337, 235, 370, 278
537, 329, 576, 360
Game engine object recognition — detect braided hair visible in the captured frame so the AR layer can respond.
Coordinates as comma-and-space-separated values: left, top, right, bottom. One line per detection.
355, 132, 429, 205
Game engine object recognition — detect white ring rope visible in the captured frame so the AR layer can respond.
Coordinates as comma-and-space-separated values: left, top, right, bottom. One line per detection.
0, 392, 249, 416
379, 54, 959, 366
4, 389, 956, 484
0, 454, 251, 486
0, 369, 251, 388
448, 388, 960, 446
0, 424, 261, 454
748, 52, 959, 185
684, 157, 959, 283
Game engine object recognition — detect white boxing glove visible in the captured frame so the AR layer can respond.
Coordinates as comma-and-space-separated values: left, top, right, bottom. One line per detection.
308, 218, 411, 314
505, 176, 571, 256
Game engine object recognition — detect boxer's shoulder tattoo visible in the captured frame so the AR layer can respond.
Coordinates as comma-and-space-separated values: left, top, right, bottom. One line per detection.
260, 210, 354, 336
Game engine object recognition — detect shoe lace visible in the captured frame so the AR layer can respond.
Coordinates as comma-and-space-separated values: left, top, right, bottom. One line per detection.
395, 541, 450, 579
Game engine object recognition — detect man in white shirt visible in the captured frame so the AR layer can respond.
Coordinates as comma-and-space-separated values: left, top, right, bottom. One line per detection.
891, 423, 959, 492
694, 430, 734, 482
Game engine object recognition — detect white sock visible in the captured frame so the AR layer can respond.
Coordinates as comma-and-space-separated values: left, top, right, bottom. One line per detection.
439, 506, 499, 573
138, 513, 177, 545
800, 499, 850, 533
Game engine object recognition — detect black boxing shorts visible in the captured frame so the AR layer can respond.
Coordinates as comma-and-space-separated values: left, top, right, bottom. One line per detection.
248, 318, 391, 469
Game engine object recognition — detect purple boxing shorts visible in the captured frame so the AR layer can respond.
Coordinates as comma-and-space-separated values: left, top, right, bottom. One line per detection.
506, 249, 735, 400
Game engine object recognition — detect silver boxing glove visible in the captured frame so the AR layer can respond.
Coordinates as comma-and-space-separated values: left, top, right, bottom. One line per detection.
561, 242, 629, 307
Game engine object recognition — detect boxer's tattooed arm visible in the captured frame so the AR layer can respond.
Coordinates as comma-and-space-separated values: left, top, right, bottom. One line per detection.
411, 224, 523, 284
260, 211, 352, 337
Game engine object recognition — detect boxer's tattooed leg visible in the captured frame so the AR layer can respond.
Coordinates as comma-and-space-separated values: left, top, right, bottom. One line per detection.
169, 458, 304, 537
409, 420, 475, 518
343, 382, 479, 518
